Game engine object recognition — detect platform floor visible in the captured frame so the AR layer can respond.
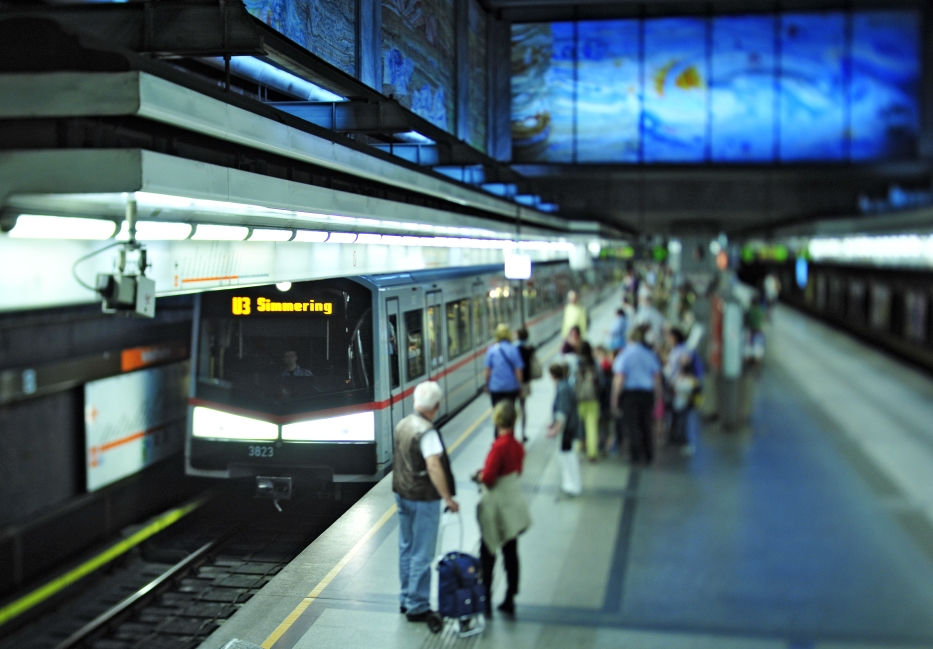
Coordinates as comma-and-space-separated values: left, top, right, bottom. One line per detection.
199, 303, 933, 649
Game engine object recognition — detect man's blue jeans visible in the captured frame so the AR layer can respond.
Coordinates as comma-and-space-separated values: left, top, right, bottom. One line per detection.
395, 494, 440, 614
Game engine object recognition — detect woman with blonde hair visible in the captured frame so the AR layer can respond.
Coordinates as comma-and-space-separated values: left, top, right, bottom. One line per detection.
484, 323, 524, 414
475, 400, 530, 616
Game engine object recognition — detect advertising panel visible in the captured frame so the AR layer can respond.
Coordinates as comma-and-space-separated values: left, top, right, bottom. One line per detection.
84, 362, 189, 492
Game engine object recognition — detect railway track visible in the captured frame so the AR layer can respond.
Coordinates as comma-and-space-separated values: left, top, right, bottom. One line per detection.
1, 486, 363, 649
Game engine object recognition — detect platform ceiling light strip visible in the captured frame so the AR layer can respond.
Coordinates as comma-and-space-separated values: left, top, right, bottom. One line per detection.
116, 221, 193, 241
249, 228, 294, 242
131, 193, 504, 239
326, 232, 358, 244
192, 407, 278, 440
8, 215, 117, 240
809, 235, 933, 265
293, 230, 330, 243
204, 56, 345, 103
282, 411, 376, 442
191, 224, 250, 241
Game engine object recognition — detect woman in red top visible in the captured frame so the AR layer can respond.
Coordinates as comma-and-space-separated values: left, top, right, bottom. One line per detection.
475, 400, 530, 616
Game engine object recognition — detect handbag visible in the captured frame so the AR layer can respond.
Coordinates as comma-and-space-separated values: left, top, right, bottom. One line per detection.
529, 349, 543, 380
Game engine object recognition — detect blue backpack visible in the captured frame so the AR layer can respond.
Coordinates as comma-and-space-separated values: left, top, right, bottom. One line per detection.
437, 551, 486, 619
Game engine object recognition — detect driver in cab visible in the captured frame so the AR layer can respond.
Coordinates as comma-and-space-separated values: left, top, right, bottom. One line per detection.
281, 350, 313, 377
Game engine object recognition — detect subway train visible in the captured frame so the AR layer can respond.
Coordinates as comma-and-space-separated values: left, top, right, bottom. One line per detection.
741, 260, 933, 373
186, 260, 613, 487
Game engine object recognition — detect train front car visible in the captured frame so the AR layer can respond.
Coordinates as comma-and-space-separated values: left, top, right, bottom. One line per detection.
186, 279, 380, 488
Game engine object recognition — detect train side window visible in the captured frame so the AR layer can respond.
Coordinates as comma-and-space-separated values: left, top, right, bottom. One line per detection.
446, 302, 461, 358
458, 299, 472, 351
388, 314, 400, 390
473, 294, 485, 344
427, 304, 443, 369
404, 310, 425, 380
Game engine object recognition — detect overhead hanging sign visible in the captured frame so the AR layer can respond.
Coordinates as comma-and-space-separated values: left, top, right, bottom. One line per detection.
504, 254, 532, 280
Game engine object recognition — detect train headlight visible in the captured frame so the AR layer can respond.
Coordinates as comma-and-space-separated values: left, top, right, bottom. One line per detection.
282, 411, 375, 442
192, 407, 278, 440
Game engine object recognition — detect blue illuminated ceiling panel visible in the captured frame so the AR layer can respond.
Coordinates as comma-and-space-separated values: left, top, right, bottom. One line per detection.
510, 9, 921, 165
710, 14, 776, 162
643, 17, 708, 163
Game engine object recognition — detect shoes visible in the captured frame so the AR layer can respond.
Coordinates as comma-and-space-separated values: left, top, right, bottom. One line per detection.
406, 610, 432, 622
497, 597, 515, 615
400, 605, 407, 614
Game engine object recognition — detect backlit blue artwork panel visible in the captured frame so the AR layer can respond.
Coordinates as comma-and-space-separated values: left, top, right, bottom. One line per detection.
849, 10, 921, 161
244, 0, 356, 76
576, 20, 640, 163
511, 22, 575, 162
710, 15, 776, 162
778, 13, 846, 161
643, 18, 708, 163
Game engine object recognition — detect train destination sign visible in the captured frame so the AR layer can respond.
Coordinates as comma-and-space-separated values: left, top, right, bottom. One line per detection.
231, 296, 334, 316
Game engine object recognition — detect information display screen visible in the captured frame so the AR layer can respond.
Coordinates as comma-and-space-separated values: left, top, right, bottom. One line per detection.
511, 9, 921, 164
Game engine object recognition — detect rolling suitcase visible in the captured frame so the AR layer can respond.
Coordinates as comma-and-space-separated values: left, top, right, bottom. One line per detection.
426, 512, 486, 636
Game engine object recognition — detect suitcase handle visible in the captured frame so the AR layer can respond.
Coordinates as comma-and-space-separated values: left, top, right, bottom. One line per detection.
435, 509, 465, 559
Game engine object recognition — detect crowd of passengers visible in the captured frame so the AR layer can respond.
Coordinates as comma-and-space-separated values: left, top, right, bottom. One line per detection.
391, 263, 707, 624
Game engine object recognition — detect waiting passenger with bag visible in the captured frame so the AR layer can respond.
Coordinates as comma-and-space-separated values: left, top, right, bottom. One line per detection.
475, 401, 531, 616
392, 381, 459, 623
514, 327, 542, 443
547, 363, 582, 496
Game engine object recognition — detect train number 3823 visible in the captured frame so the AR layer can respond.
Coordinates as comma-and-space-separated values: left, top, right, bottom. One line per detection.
247, 445, 274, 458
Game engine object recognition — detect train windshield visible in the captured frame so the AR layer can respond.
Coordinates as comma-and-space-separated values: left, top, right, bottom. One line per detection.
195, 279, 374, 416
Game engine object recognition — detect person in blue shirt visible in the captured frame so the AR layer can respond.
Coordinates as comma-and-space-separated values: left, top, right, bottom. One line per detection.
610, 324, 662, 465
608, 307, 628, 354
485, 324, 525, 424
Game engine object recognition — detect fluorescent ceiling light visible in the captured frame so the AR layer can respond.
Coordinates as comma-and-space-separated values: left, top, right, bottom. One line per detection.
9, 215, 116, 240
327, 232, 357, 244
282, 411, 375, 442
504, 254, 532, 280
249, 228, 294, 242
191, 224, 249, 241
203, 56, 344, 102
293, 230, 329, 243
116, 220, 192, 241
356, 233, 383, 244
192, 406, 278, 440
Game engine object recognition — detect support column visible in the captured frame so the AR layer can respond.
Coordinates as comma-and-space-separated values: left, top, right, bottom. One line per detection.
357, 0, 382, 90
455, 0, 470, 143
487, 15, 511, 162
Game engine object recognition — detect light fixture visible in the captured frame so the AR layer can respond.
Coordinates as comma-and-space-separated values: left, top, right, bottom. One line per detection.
292, 230, 329, 243
191, 224, 250, 241
192, 407, 278, 440
587, 241, 602, 256
116, 220, 192, 241
276, 282, 292, 292
249, 228, 294, 242
326, 232, 358, 244
9, 215, 117, 240
356, 233, 383, 245
281, 411, 375, 442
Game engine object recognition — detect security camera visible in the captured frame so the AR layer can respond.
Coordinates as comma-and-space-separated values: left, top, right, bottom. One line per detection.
96, 273, 156, 318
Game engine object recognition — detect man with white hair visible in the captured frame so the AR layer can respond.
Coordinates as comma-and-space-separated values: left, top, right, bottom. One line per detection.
392, 381, 459, 622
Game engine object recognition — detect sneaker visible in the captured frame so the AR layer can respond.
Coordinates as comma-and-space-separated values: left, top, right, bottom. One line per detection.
497, 598, 515, 615
400, 605, 407, 614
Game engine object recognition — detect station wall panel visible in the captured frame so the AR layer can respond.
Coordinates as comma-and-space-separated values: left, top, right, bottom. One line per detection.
510, 9, 922, 164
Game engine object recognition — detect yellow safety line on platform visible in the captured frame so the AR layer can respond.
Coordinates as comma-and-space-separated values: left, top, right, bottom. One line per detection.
261, 318, 581, 647
0, 497, 206, 627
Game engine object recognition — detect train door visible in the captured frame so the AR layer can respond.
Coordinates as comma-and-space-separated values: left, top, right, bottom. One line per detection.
472, 282, 487, 392
385, 297, 405, 429
426, 290, 448, 418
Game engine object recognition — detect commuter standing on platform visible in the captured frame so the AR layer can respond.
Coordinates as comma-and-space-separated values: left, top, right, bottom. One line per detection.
485, 323, 524, 411
547, 363, 582, 496
611, 325, 662, 466
575, 342, 601, 462
561, 290, 588, 340
475, 401, 530, 617
514, 327, 536, 443
392, 381, 459, 622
